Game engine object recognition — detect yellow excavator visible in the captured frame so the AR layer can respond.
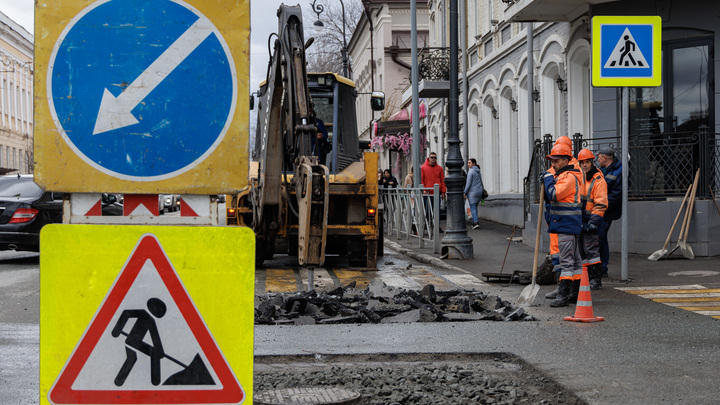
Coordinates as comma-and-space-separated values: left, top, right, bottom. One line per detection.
227, 4, 385, 269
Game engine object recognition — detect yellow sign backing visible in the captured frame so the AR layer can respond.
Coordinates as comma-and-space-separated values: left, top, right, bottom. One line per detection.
34, 0, 249, 193
40, 225, 255, 404
592, 16, 662, 87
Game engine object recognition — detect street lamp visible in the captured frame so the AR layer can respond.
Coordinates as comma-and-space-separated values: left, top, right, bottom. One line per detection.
311, 0, 349, 78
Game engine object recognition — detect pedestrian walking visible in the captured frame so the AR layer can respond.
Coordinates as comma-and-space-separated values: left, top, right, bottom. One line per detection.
541, 143, 583, 307
464, 158, 485, 229
421, 152, 446, 231
403, 167, 414, 187
578, 149, 608, 290
380, 169, 398, 188
596, 147, 622, 278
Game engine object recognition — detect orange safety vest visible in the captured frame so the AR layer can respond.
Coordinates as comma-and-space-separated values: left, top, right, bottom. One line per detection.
582, 169, 608, 220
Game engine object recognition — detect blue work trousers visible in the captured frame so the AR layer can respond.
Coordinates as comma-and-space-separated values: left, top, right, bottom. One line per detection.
599, 220, 613, 273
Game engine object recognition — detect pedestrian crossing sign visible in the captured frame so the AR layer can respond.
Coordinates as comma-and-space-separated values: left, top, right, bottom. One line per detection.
592, 16, 661, 87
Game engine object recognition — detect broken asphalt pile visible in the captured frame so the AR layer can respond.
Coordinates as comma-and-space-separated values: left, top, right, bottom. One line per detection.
255, 279, 537, 325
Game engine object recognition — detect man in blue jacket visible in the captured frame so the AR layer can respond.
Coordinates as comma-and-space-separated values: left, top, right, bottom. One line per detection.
596, 147, 622, 277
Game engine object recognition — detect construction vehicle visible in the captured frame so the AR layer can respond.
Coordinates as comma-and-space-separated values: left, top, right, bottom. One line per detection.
227, 4, 385, 269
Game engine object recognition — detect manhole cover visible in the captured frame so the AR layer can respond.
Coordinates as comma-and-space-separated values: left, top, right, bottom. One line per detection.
255, 387, 361, 405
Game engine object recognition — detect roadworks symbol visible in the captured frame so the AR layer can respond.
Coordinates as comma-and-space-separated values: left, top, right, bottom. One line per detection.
604, 27, 649, 68
48, 234, 244, 404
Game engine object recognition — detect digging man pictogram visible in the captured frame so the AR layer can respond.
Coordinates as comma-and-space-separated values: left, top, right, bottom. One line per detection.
111, 298, 167, 386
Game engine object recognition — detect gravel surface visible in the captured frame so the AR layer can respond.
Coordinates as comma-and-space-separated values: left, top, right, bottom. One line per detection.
254, 353, 587, 405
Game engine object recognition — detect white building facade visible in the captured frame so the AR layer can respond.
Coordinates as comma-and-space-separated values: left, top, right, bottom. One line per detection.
349, 0, 429, 177
0, 12, 33, 174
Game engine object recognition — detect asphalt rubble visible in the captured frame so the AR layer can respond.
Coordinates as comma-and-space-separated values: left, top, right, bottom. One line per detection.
255, 278, 537, 325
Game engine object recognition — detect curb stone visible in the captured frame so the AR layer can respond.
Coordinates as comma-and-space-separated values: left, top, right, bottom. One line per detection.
384, 240, 480, 278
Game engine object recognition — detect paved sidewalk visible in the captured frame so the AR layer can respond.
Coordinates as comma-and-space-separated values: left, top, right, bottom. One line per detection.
384, 218, 720, 299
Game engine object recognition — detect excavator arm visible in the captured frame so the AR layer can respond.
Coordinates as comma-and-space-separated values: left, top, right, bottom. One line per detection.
253, 5, 328, 266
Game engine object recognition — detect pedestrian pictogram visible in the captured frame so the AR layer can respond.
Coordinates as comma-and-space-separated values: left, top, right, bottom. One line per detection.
34, 0, 250, 194
603, 29, 648, 68
46, 233, 246, 404
592, 16, 661, 87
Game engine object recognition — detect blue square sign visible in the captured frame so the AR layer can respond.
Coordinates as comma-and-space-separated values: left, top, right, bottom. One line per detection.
592, 16, 662, 87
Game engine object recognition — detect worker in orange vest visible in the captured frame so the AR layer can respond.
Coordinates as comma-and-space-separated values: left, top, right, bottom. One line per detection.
541, 143, 584, 307
578, 149, 608, 290
544, 136, 581, 300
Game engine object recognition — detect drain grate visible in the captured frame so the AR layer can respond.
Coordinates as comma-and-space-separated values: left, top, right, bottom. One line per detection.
255, 387, 361, 405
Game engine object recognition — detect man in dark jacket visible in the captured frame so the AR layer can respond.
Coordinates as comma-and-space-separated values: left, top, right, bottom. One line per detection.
464, 158, 484, 229
596, 147, 622, 277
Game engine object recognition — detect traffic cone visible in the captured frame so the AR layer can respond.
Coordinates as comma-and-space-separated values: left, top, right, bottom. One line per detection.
564, 265, 604, 323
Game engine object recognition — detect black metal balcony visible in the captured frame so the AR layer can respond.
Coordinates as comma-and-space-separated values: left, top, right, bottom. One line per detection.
418, 47, 450, 81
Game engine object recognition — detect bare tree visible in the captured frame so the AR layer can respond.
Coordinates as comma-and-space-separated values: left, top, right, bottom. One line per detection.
303, 0, 363, 78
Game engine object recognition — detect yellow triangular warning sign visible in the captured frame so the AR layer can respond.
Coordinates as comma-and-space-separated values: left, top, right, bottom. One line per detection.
48, 234, 245, 404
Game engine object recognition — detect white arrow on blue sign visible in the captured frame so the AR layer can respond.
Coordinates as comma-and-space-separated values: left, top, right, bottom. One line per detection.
48, 0, 237, 180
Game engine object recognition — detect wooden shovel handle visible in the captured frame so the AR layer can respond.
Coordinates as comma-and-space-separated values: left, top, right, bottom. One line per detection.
661, 183, 693, 251
678, 169, 699, 244
682, 169, 700, 242
532, 185, 545, 281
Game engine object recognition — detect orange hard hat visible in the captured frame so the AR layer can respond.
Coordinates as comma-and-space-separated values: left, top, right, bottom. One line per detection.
546, 143, 572, 160
578, 148, 595, 161
555, 136, 572, 147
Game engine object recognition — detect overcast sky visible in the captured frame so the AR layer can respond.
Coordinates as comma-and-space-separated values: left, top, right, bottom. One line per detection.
2, 0, 303, 91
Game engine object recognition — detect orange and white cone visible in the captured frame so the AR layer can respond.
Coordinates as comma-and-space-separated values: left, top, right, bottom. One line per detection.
564, 265, 604, 322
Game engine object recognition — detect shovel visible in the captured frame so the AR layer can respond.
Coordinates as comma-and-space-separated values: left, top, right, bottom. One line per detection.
518, 186, 544, 307
677, 169, 700, 259
647, 182, 692, 260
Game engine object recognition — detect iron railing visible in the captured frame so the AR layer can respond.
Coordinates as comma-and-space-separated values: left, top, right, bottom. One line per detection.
379, 185, 441, 254
524, 127, 720, 218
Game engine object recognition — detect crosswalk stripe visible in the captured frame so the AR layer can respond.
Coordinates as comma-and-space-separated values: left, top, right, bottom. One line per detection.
625, 288, 720, 295
653, 297, 720, 303
635, 293, 720, 299
264, 269, 299, 293
378, 268, 423, 289
332, 269, 371, 289
616, 284, 704, 291
676, 306, 720, 311
404, 267, 453, 288
618, 284, 720, 319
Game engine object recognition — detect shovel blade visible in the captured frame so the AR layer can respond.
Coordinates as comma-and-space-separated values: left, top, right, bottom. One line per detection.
682, 245, 695, 260
517, 283, 540, 307
647, 249, 668, 261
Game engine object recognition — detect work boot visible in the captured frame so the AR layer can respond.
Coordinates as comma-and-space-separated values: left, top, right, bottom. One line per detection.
589, 264, 603, 290
544, 272, 560, 299
550, 279, 572, 307
545, 285, 559, 299
569, 279, 581, 304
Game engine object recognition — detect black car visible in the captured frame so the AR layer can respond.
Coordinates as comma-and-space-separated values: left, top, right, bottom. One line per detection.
0, 175, 63, 252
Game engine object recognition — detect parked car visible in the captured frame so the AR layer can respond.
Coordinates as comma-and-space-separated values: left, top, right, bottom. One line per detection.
101, 193, 123, 216
0, 175, 63, 252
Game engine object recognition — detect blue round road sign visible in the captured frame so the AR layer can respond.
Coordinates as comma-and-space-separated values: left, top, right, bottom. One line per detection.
48, 0, 237, 180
